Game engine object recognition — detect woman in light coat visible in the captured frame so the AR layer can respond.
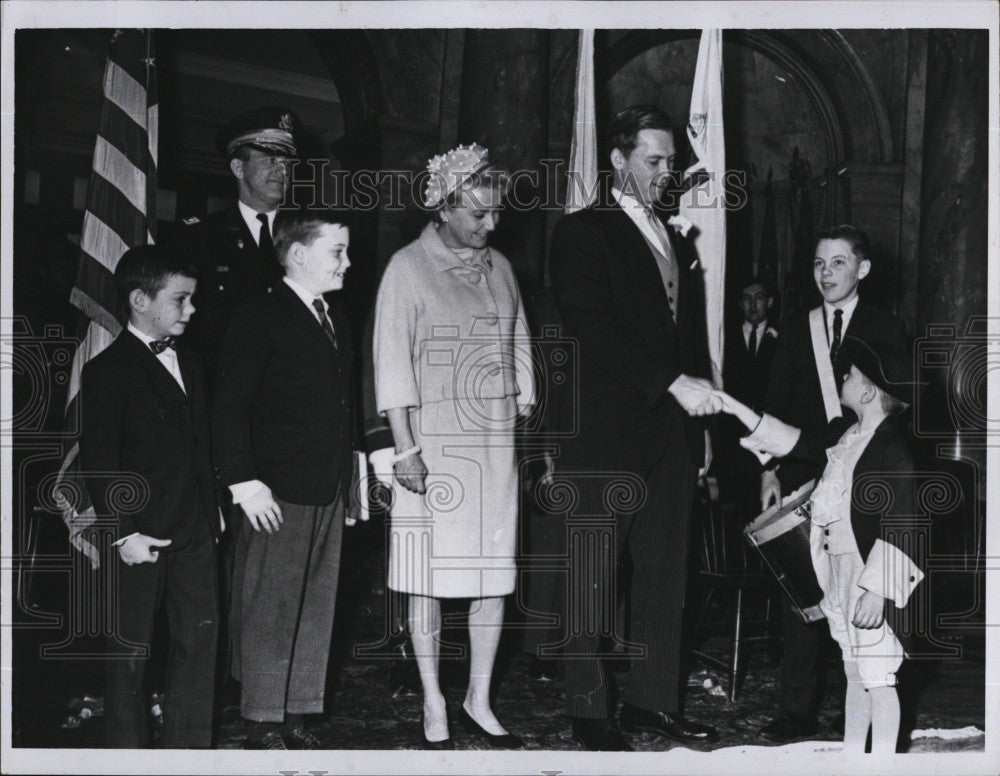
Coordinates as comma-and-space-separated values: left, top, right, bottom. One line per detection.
373, 144, 534, 749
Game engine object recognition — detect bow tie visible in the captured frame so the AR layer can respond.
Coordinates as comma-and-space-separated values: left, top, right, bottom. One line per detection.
148, 337, 177, 354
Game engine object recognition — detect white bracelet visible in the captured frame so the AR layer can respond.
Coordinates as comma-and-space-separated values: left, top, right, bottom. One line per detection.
389, 445, 421, 466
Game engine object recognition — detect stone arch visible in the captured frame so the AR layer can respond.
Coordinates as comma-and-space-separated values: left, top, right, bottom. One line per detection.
601, 29, 894, 167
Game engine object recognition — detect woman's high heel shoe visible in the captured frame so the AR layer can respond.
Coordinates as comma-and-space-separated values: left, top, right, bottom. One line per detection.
458, 705, 523, 749
421, 705, 454, 750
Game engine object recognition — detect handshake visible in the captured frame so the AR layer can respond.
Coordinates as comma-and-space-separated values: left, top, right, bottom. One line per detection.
670, 376, 800, 459
668, 374, 754, 419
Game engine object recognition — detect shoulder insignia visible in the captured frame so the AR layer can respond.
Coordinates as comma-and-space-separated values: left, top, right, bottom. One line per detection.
182, 216, 201, 226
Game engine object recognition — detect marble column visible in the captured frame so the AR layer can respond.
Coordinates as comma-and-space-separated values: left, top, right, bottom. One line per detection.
916, 30, 989, 510
458, 30, 551, 293
916, 30, 988, 335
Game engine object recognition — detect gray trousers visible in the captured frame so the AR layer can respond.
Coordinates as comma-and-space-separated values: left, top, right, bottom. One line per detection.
231, 490, 344, 722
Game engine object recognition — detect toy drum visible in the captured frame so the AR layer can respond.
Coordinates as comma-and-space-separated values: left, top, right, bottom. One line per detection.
744, 481, 825, 623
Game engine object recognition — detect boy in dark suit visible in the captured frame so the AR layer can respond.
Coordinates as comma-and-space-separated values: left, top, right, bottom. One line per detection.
212, 208, 354, 750
79, 246, 219, 748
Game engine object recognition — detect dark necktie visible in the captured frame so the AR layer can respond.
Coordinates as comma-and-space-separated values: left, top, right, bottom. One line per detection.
148, 337, 176, 355
830, 309, 843, 365
312, 298, 338, 350
747, 325, 758, 359
256, 213, 274, 263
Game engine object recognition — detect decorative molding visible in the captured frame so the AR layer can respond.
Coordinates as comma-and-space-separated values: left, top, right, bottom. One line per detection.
820, 31, 894, 163
171, 51, 341, 105
602, 29, 851, 166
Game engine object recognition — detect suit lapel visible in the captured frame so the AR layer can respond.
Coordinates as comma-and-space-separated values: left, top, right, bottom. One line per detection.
121, 331, 188, 404
609, 205, 673, 313
274, 282, 341, 360
665, 226, 688, 324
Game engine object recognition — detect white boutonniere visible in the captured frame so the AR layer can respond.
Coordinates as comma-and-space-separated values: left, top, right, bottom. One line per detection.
667, 215, 693, 237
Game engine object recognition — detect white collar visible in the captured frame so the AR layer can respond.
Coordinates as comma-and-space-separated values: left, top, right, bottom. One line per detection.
128, 322, 165, 348
824, 294, 859, 327
283, 276, 326, 313
611, 187, 646, 212
238, 200, 277, 239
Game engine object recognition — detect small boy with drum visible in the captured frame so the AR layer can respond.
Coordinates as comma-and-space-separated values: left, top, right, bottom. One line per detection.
714, 335, 924, 754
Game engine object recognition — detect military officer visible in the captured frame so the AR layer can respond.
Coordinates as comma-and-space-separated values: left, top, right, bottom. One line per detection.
179, 106, 301, 371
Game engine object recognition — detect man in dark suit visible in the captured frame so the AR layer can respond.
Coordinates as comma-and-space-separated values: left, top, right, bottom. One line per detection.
549, 105, 721, 751
758, 224, 909, 742
179, 106, 300, 371
79, 246, 219, 748
720, 276, 778, 517
212, 207, 354, 750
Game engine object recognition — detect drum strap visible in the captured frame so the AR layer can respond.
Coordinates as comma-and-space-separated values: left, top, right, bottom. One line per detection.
809, 307, 843, 423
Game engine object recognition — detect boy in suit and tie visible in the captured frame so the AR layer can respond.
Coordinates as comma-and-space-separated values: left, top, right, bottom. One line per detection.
212, 208, 354, 750
79, 246, 219, 748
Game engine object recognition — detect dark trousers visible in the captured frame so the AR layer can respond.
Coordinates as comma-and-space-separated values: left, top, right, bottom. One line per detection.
104, 519, 218, 748
778, 598, 828, 718
520, 493, 568, 659
561, 438, 698, 718
231, 492, 344, 722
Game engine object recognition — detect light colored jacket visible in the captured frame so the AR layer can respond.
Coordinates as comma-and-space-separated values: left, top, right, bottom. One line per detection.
374, 222, 535, 414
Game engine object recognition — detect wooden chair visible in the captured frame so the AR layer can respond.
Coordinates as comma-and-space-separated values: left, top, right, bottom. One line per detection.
690, 476, 780, 701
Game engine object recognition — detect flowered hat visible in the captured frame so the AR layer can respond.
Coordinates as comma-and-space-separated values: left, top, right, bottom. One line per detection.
423, 143, 490, 208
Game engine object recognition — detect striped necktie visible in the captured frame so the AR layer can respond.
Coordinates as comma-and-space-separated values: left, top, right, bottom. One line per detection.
312, 298, 338, 350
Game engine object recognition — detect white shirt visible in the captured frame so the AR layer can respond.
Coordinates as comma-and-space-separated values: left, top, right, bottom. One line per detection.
612, 187, 678, 316
742, 320, 768, 353
612, 187, 675, 259
237, 200, 277, 246
283, 275, 329, 320
823, 294, 859, 345
229, 276, 330, 506
127, 323, 185, 393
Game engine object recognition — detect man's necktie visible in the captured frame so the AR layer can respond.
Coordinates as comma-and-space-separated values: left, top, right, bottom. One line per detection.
312, 298, 338, 350
747, 325, 758, 359
148, 337, 176, 355
256, 213, 274, 263
830, 309, 843, 365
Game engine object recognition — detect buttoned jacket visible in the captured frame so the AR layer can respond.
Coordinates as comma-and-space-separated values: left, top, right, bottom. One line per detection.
374, 222, 535, 415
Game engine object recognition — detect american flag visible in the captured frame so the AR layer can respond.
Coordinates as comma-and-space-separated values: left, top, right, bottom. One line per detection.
54, 29, 158, 568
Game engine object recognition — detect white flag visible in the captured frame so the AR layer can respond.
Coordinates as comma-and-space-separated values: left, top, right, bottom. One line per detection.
566, 29, 598, 214
680, 29, 726, 386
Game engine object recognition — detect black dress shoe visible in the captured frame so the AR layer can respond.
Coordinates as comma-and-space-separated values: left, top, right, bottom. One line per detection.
421, 706, 454, 750
758, 713, 818, 743
244, 729, 288, 750
619, 704, 718, 743
571, 717, 632, 751
458, 706, 523, 749
283, 724, 322, 750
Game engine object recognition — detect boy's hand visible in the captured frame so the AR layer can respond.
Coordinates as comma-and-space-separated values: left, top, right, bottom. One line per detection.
118, 535, 172, 565
241, 485, 284, 533
760, 469, 781, 510
852, 590, 886, 629
394, 452, 428, 494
